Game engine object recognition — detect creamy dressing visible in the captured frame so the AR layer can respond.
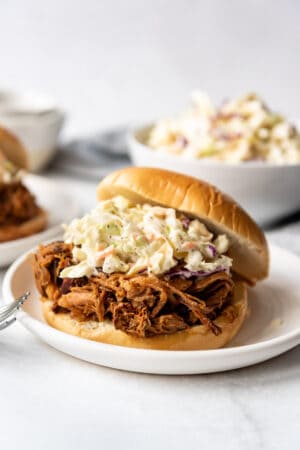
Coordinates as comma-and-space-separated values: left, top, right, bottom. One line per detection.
0, 152, 22, 183
60, 196, 232, 278
148, 92, 300, 164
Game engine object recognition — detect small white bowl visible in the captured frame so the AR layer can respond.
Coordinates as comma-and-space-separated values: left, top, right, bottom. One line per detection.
128, 125, 300, 225
0, 90, 65, 172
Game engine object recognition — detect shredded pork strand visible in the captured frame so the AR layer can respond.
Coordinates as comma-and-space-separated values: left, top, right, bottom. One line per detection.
33, 242, 235, 338
0, 182, 40, 226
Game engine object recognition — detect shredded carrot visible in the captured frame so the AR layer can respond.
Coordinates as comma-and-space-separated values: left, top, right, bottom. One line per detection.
182, 241, 197, 250
96, 246, 114, 260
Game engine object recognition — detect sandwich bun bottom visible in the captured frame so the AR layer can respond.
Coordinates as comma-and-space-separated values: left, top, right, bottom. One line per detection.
0, 208, 47, 242
42, 281, 248, 350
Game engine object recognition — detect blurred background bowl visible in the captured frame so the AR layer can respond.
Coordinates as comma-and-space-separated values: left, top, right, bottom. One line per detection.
129, 125, 300, 225
0, 90, 65, 172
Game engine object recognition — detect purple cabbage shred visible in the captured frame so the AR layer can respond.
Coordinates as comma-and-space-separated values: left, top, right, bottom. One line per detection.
165, 266, 226, 280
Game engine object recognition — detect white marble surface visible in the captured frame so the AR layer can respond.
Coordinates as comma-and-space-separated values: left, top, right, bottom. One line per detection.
0, 319, 299, 450
0, 173, 300, 450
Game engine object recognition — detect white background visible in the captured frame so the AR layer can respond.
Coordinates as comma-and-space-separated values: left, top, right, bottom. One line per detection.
0, 0, 299, 137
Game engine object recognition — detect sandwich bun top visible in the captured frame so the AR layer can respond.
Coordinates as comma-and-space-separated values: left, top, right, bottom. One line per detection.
0, 126, 28, 170
97, 167, 269, 283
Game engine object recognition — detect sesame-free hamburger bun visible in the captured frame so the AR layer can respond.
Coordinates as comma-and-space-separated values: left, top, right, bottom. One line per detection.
38, 167, 268, 351
97, 167, 269, 284
0, 126, 28, 170
0, 126, 46, 241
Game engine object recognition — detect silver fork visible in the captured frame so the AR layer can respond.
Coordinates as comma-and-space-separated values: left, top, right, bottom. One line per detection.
0, 292, 30, 331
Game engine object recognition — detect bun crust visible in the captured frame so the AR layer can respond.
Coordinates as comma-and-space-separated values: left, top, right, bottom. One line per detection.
0, 208, 47, 242
97, 167, 269, 283
0, 127, 28, 169
42, 281, 248, 351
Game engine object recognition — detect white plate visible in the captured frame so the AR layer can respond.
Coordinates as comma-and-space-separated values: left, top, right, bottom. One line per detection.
3, 243, 300, 374
0, 175, 79, 266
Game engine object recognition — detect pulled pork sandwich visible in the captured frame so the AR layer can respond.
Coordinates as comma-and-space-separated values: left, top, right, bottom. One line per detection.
33, 167, 268, 350
0, 127, 47, 242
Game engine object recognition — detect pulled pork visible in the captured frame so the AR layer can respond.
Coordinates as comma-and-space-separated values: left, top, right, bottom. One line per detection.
33, 242, 235, 338
0, 182, 40, 226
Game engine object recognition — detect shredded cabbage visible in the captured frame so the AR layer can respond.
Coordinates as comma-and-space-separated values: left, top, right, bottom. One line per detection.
148, 92, 300, 164
0, 153, 22, 183
60, 196, 232, 278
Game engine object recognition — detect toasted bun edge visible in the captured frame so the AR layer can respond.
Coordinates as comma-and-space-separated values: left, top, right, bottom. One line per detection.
0, 126, 28, 169
97, 167, 269, 283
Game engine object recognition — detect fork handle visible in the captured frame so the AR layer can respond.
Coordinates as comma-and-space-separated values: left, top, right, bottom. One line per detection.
0, 316, 16, 331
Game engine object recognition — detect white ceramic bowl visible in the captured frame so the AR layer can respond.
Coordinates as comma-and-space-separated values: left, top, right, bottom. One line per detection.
128, 125, 300, 225
0, 90, 65, 172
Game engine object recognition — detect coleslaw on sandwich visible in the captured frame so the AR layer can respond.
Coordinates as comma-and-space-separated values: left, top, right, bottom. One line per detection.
60, 196, 232, 279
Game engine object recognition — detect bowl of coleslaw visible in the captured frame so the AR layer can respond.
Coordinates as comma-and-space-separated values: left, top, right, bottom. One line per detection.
128, 92, 300, 224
